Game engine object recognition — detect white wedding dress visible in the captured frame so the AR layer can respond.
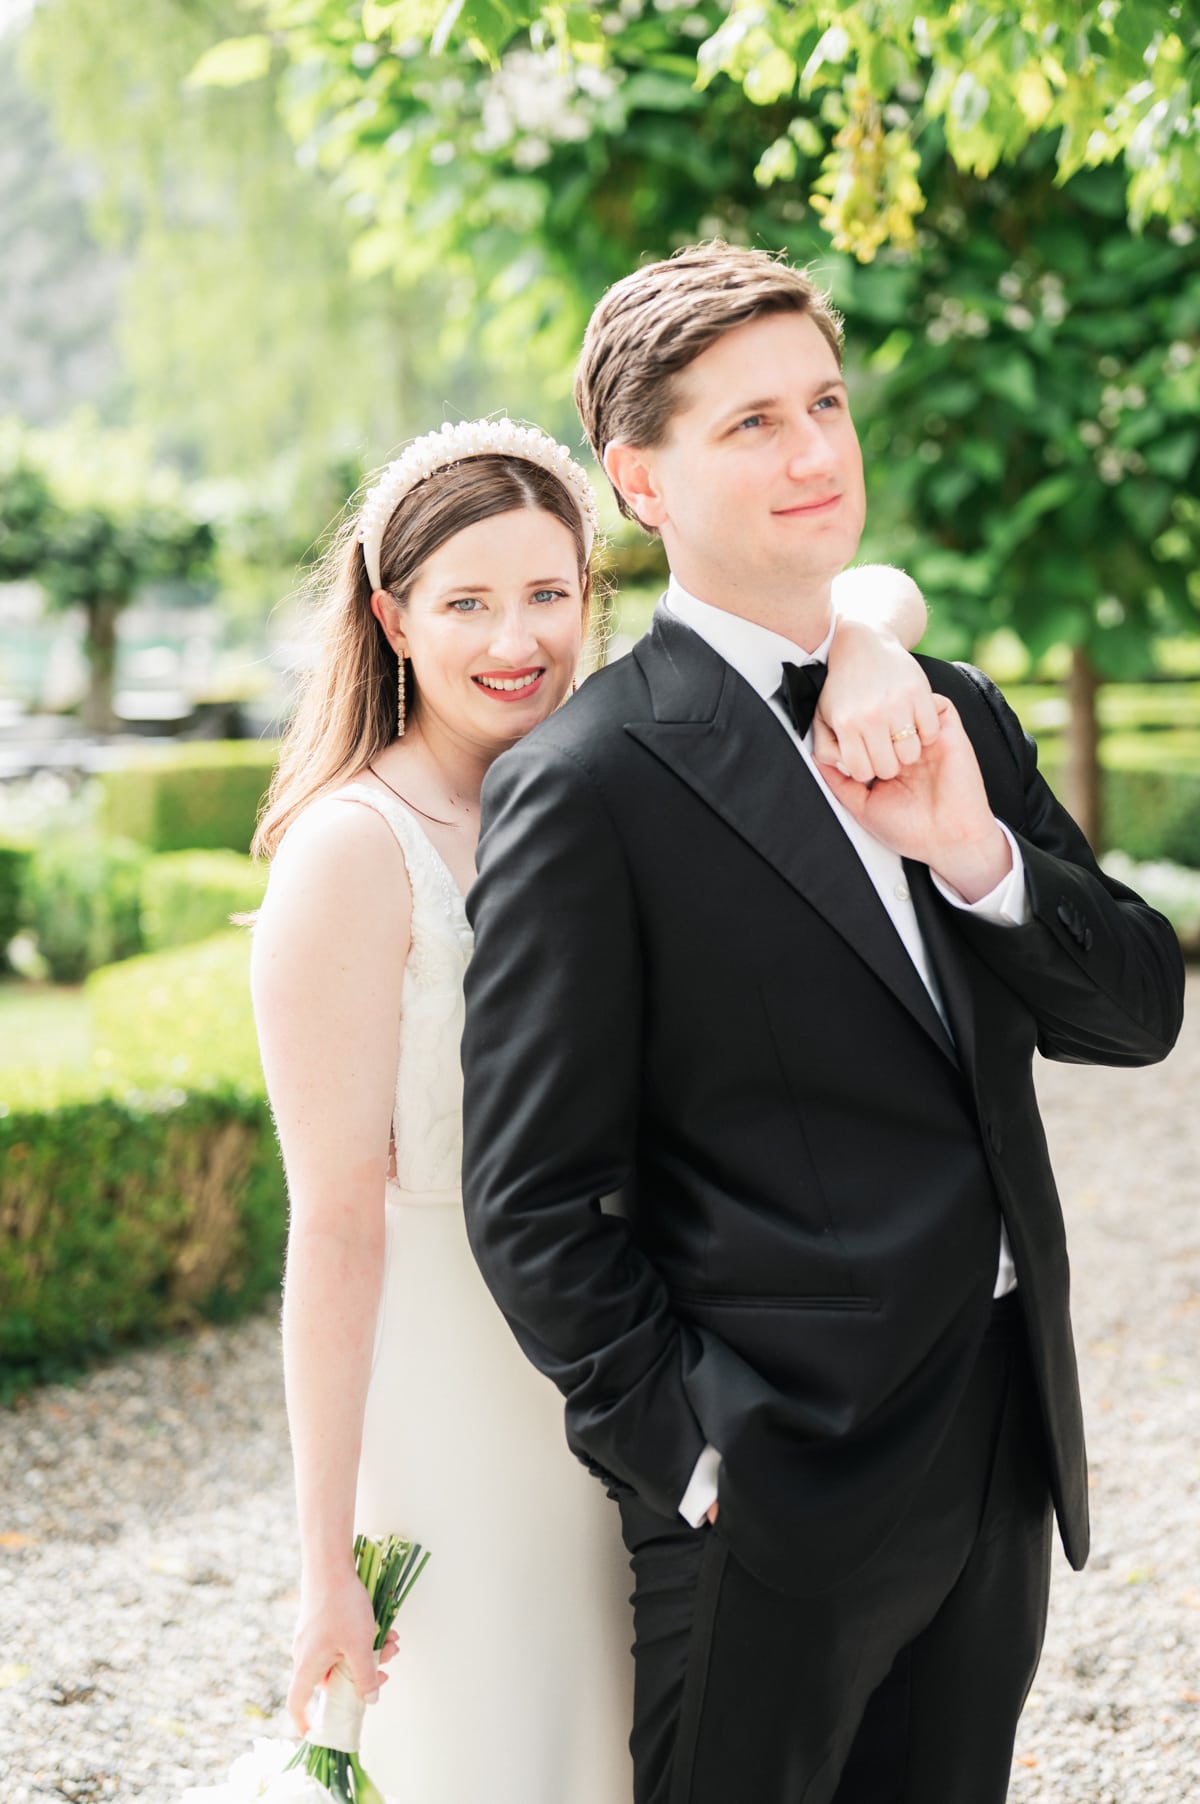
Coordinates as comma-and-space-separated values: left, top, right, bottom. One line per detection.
338, 784, 635, 1803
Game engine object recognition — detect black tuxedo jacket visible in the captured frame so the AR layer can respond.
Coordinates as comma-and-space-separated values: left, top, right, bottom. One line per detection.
461, 609, 1184, 1595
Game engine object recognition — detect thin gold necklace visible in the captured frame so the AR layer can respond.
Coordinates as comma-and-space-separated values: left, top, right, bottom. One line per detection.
367, 762, 458, 828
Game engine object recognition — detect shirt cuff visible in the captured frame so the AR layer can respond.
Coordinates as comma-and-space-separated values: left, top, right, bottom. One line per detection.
678, 1443, 722, 1527
931, 821, 1030, 925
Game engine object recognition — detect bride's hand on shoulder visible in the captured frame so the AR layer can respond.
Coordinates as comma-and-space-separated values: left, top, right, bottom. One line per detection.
288, 1566, 393, 1736
818, 566, 940, 783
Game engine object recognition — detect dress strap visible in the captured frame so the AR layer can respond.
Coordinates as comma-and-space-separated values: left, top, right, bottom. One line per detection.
331, 782, 468, 925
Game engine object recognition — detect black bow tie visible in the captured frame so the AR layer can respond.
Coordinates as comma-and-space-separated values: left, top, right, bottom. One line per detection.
777, 661, 828, 736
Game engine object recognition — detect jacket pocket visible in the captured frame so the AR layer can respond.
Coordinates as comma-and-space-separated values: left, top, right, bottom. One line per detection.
672, 1290, 878, 1314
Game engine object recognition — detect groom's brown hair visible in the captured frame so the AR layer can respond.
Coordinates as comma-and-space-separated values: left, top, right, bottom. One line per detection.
574, 241, 844, 523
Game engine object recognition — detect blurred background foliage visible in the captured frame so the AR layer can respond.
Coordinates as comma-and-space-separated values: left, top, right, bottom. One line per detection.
0, 416, 218, 728
1, 0, 1199, 837
5, 0, 1197, 838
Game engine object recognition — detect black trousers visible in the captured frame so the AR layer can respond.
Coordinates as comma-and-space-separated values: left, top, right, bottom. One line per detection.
617, 1297, 1054, 1804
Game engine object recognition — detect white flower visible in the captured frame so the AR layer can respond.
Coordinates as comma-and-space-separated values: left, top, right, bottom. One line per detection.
260, 1773, 336, 1803
228, 1741, 297, 1795
179, 1740, 327, 1804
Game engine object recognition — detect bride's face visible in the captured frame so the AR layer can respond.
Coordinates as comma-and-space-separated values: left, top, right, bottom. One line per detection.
394, 506, 585, 750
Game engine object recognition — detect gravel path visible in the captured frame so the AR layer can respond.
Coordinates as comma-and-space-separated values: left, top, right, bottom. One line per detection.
2, 978, 1198, 1803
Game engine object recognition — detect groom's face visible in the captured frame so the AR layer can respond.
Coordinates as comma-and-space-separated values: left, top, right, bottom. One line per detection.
616, 310, 866, 612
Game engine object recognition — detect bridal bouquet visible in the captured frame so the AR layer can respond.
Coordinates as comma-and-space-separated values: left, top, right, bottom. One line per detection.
181, 1533, 430, 1804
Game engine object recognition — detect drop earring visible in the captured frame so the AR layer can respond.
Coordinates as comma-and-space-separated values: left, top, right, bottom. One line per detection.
397, 653, 407, 738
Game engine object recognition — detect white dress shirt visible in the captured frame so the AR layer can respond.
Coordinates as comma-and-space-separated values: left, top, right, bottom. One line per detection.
664, 579, 1024, 1527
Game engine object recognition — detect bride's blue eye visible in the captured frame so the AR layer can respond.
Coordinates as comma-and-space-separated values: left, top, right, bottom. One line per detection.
449, 597, 483, 612
533, 588, 566, 604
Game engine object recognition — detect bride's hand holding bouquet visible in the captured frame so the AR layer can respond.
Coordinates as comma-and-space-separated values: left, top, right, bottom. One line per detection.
181, 1534, 427, 1804
288, 1560, 397, 1740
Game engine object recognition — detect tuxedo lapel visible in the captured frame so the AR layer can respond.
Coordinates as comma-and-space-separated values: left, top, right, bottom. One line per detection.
629, 610, 957, 1062
904, 860, 979, 1077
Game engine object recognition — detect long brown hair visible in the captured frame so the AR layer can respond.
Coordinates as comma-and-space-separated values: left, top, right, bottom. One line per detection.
254, 454, 594, 859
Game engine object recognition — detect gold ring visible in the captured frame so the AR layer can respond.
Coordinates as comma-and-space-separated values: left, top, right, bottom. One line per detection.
890, 726, 919, 743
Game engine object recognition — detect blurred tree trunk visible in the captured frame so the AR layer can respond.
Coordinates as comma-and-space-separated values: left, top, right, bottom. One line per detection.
82, 592, 120, 732
1064, 646, 1101, 852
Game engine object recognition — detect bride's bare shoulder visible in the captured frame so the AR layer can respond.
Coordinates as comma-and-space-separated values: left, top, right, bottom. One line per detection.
264, 786, 409, 911
252, 787, 412, 1003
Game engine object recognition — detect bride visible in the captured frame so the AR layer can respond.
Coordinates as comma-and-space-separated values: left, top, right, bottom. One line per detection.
249, 418, 939, 1803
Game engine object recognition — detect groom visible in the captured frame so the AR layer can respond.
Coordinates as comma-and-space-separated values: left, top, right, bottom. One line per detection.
460, 244, 1184, 1802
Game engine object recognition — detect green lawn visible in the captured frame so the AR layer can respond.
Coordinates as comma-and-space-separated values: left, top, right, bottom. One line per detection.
0, 980, 92, 1074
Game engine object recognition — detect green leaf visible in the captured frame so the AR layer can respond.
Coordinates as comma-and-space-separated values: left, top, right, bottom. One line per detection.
744, 46, 797, 107
620, 71, 703, 114
948, 72, 990, 135
562, 6, 605, 50
1116, 477, 1177, 538
369, 0, 445, 39
926, 464, 978, 516
980, 350, 1039, 413
756, 136, 798, 186
801, 24, 850, 87
865, 38, 909, 96
911, 549, 997, 598
1144, 431, 1199, 483
788, 115, 825, 157
923, 380, 979, 419
184, 36, 272, 91
959, 439, 1006, 481
1019, 593, 1091, 657
463, 0, 524, 60
1012, 472, 1083, 527
431, 0, 467, 55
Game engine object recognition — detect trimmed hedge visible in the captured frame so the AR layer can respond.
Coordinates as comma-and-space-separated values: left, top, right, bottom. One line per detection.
0, 1080, 282, 1384
0, 931, 283, 1396
1103, 768, 1200, 868
1039, 753, 1200, 868
18, 833, 145, 982
0, 838, 32, 974
88, 929, 265, 1092
8, 840, 268, 981
140, 849, 269, 953
99, 740, 279, 855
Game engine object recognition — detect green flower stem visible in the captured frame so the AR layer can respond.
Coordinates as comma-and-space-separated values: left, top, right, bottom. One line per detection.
287, 1534, 431, 1802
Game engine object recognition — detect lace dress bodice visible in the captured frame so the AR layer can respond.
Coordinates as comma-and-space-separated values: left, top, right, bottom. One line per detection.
334, 783, 473, 1200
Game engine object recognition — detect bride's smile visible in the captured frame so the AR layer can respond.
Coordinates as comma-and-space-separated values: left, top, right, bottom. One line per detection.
391, 507, 584, 751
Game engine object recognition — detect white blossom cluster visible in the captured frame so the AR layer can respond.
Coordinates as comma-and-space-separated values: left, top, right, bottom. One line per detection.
475, 48, 618, 169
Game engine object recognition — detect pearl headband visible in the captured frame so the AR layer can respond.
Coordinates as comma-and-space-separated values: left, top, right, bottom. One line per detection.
357, 418, 600, 593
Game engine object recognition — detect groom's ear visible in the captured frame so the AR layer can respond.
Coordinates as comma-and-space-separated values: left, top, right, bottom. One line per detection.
603, 442, 667, 531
